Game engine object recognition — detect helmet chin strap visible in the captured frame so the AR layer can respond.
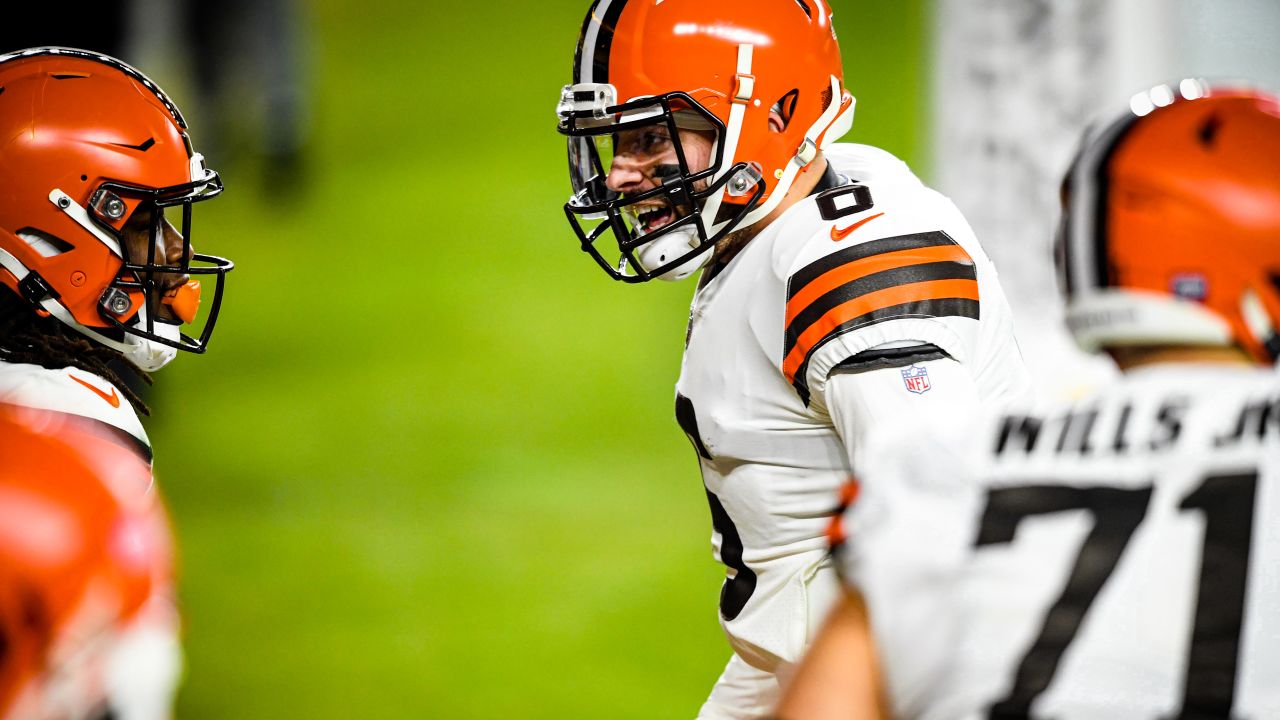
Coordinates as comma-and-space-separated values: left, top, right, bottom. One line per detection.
633, 44, 754, 282
698, 43, 755, 233
0, 245, 132, 352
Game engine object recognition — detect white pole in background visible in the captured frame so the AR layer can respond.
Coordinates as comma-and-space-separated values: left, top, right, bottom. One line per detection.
931, 0, 1280, 398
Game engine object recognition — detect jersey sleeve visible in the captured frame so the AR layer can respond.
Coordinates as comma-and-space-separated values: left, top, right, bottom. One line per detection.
824, 356, 982, 468
781, 204, 985, 407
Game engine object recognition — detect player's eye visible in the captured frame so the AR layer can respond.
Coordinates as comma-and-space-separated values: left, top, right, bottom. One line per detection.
640, 130, 671, 152
124, 214, 151, 235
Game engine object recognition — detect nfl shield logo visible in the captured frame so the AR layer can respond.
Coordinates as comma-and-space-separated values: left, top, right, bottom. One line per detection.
901, 364, 931, 394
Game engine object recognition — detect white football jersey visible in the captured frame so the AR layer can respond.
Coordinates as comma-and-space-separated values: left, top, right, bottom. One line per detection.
676, 143, 1031, 674
0, 359, 151, 459
840, 363, 1280, 719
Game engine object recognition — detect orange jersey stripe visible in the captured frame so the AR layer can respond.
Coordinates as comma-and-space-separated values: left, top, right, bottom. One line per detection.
838, 477, 861, 507
782, 279, 981, 382
827, 514, 848, 548
785, 244, 974, 327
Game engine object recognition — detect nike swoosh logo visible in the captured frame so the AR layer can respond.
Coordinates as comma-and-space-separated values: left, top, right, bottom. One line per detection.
830, 212, 885, 241
68, 374, 121, 408
109, 137, 156, 152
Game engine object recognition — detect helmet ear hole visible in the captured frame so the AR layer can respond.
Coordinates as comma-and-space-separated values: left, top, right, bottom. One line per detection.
771, 90, 800, 133
16, 228, 73, 257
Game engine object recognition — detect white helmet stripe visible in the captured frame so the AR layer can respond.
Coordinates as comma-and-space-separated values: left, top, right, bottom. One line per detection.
812, 0, 831, 23
577, 0, 629, 85
578, 0, 611, 84
1067, 113, 1139, 297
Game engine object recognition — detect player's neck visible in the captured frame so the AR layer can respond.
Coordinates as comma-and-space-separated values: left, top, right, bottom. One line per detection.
763, 155, 830, 227
1108, 344, 1256, 371
710, 156, 830, 266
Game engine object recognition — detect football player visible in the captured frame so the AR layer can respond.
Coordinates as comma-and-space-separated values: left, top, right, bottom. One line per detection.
555, 2, 1030, 716
0, 47, 234, 717
0, 405, 176, 719
779, 82, 1280, 719
0, 47, 232, 416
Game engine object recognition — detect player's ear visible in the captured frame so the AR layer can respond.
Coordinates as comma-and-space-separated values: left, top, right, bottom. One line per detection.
769, 110, 786, 134
769, 89, 798, 134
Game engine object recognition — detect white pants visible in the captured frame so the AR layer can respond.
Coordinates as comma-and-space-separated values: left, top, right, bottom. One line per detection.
697, 559, 842, 719
697, 653, 789, 719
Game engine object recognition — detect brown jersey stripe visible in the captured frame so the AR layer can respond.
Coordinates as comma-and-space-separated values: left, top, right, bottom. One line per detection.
786, 243, 974, 326
787, 230, 961, 301
783, 287, 980, 386
785, 260, 978, 354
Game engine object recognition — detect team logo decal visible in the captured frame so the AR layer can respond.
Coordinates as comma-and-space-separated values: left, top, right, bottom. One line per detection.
901, 364, 931, 394
1171, 273, 1208, 301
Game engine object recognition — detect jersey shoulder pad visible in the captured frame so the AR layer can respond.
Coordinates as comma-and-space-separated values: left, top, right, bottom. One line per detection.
0, 361, 151, 457
823, 142, 923, 189
764, 148, 943, 284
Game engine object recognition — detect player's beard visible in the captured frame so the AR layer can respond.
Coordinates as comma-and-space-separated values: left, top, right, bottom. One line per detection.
710, 224, 760, 267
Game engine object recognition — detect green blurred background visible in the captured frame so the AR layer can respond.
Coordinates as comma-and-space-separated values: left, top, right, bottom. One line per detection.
145, 1, 928, 716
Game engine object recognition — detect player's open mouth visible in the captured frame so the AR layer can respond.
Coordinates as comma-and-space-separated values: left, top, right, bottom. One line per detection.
630, 200, 687, 236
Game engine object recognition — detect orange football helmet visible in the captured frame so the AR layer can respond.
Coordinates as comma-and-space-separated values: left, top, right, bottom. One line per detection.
1058, 81, 1280, 363
0, 404, 173, 718
557, 0, 854, 281
0, 47, 233, 371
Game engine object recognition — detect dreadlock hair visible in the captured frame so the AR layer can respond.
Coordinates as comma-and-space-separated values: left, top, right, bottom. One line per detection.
0, 288, 151, 415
